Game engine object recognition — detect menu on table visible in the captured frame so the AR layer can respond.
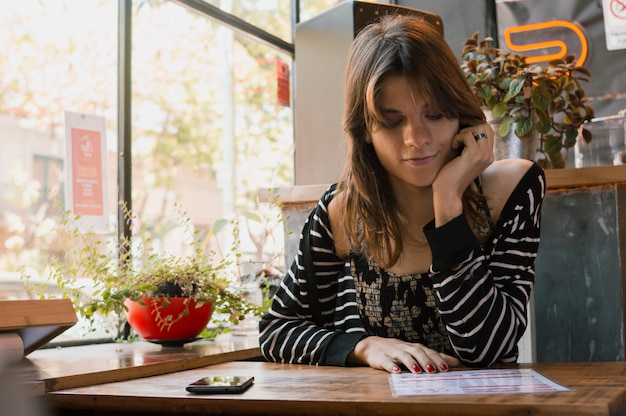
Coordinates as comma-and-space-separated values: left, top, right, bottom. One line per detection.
389, 369, 570, 396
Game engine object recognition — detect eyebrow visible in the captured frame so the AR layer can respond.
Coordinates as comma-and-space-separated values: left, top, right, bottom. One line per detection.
381, 108, 402, 115
380, 102, 432, 114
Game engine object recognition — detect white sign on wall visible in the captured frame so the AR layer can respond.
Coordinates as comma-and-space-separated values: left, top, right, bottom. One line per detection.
64, 111, 110, 233
603, 0, 626, 50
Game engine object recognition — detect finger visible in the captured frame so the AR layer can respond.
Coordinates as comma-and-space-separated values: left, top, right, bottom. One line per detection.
462, 130, 484, 148
427, 354, 460, 373
458, 123, 492, 142
396, 347, 441, 374
440, 353, 462, 367
413, 349, 460, 374
390, 350, 423, 374
373, 360, 402, 374
378, 356, 405, 374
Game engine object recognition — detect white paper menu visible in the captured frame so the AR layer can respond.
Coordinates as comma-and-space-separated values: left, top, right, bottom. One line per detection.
389, 368, 570, 396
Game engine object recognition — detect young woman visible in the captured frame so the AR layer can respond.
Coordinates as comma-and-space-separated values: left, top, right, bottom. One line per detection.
259, 14, 545, 374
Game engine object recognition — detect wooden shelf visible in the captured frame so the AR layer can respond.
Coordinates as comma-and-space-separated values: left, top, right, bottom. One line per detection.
0, 299, 77, 357
260, 166, 626, 207
544, 165, 626, 190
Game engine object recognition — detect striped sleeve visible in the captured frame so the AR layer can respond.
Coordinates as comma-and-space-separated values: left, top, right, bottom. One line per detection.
259, 184, 367, 366
425, 162, 545, 366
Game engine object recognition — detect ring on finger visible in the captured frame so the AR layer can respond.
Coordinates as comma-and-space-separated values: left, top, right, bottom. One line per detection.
474, 133, 487, 141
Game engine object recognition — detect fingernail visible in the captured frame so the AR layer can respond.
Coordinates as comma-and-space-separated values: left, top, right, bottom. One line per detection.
426, 364, 436, 373
440, 363, 449, 371
392, 366, 401, 373
412, 364, 422, 373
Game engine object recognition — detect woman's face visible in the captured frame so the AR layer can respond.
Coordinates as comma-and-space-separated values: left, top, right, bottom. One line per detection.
369, 75, 460, 190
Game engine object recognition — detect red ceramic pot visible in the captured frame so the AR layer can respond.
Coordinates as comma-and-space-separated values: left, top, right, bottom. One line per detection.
124, 297, 213, 341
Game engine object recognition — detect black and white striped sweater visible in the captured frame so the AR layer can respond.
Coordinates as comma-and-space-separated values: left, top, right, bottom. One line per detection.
259, 162, 545, 367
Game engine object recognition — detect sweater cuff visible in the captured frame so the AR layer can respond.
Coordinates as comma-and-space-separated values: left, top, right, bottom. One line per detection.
320, 332, 369, 366
423, 214, 477, 272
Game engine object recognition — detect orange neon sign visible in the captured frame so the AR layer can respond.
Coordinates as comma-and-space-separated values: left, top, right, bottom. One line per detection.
504, 20, 589, 66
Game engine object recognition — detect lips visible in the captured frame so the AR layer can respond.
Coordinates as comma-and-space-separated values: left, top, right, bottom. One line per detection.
404, 155, 436, 165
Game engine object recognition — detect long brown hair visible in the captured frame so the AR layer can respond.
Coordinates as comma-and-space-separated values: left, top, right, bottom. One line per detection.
337, 14, 490, 268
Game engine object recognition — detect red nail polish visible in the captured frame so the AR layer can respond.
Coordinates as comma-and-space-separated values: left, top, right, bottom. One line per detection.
392, 366, 401, 373
426, 364, 436, 373
412, 364, 422, 373
440, 363, 449, 371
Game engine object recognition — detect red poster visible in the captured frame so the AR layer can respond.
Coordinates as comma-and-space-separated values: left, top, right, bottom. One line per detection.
71, 127, 104, 216
276, 59, 290, 107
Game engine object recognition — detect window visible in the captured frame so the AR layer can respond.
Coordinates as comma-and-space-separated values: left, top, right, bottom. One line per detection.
130, 1, 294, 278
0, 0, 342, 344
0, 0, 118, 341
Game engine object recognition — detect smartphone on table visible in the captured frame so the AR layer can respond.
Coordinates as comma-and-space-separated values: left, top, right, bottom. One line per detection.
185, 375, 255, 394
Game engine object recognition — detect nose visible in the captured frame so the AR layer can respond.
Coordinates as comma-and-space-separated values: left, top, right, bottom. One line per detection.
403, 119, 431, 147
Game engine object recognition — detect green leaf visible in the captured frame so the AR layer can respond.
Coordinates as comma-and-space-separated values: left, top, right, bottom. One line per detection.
548, 151, 566, 169
467, 73, 479, 84
241, 211, 262, 223
503, 77, 525, 103
478, 85, 492, 102
515, 118, 534, 138
499, 117, 513, 136
212, 218, 230, 234
531, 86, 552, 111
536, 115, 551, 135
544, 134, 562, 155
563, 127, 578, 148
492, 102, 509, 118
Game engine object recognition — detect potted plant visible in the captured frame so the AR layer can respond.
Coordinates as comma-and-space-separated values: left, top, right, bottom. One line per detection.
23, 203, 266, 344
460, 31, 595, 168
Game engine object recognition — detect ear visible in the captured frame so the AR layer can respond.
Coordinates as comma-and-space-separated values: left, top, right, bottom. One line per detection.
364, 134, 372, 144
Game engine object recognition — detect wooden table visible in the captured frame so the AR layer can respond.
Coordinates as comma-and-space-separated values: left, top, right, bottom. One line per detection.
18, 334, 260, 392
46, 361, 626, 415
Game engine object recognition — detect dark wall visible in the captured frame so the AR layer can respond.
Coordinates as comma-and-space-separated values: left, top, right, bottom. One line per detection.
534, 185, 625, 362
398, 0, 493, 60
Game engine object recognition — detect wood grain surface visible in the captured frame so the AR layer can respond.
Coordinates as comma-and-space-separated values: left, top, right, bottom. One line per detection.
19, 335, 260, 392
46, 361, 626, 415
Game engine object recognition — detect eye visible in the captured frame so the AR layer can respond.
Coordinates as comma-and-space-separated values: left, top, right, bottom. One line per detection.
379, 113, 403, 128
426, 113, 444, 121
384, 118, 403, 128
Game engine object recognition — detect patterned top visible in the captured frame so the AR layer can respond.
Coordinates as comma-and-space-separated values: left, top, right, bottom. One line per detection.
259, 162, 545, 367
351, 257, 453, 355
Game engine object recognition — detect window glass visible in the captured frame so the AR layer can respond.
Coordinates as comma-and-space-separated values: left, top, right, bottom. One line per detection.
0, 0, 293, 343
0, 0, 118, 340
132, 1, 292, 283
298, 0, 347, 23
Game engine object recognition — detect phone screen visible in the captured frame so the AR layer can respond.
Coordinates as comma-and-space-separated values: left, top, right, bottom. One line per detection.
185, 375, 255, 394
